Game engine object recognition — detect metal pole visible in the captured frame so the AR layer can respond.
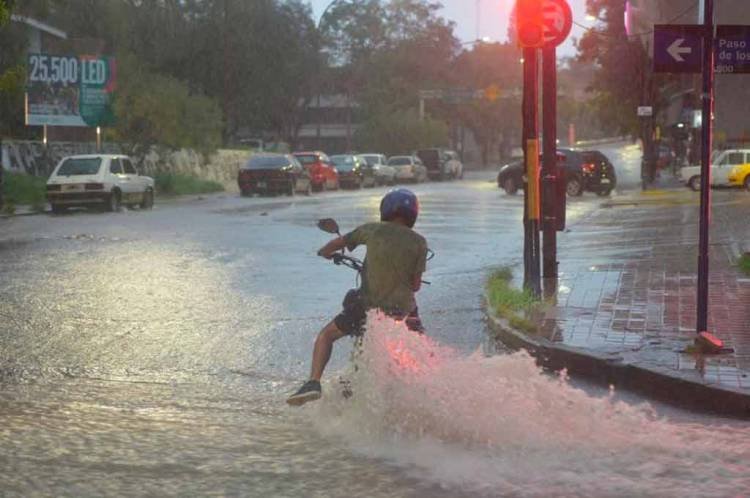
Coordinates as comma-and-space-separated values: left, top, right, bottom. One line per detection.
697, 0, 714, 333
542, 47, 557, 282
523, 46, 541, 297
316, 93, 322, 150
316, 0, 345, 152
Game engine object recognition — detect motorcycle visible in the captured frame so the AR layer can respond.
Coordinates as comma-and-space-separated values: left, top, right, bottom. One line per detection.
316, 217, 433, 397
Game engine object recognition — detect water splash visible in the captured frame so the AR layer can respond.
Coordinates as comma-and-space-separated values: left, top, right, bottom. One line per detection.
312, 312, 750, 497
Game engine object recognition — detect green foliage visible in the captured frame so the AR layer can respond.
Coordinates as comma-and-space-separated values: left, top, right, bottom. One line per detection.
109, 53, 223, 164
450, 42, 523, 163
354, 108, 448, 156
0, 0, 14, 26
2, 172, 47, 207
153, 173, 224, 196
738, 253, 750, 276
578, 0, 679, 138
486, 268, 539, 318
323, 0, 459, 135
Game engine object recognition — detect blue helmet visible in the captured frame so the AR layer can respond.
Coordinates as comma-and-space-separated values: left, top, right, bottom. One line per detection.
380, 188, 419, 228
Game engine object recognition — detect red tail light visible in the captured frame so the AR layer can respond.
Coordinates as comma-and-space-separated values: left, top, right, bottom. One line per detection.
582, 163, 596, 173
85, 183, 104, 190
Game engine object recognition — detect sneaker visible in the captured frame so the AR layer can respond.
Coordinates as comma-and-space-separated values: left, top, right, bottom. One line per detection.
286, 380, 322, 406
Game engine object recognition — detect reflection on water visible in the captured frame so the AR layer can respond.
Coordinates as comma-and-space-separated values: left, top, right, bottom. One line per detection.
2, 172, 749, 497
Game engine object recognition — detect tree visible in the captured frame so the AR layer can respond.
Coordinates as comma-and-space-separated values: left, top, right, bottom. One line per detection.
354, 108, 448, 156
108, 53, 223, 165
451, 42, 523, 164
577, 0, 677, 138
320, 0, 458, 151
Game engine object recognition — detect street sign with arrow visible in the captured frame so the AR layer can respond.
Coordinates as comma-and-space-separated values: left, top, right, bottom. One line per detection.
654, 24, 703, 73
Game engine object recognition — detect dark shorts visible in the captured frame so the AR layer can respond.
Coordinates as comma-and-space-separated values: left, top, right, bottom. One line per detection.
334, 289, 423, 336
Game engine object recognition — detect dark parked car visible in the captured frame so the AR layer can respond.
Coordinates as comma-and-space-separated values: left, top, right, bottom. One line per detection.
330, 154, 370, 188
238, 154, 312, 196
497, 149, 616, 197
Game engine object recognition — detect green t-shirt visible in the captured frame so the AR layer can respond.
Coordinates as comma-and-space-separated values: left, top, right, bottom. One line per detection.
344, 222, 428, 313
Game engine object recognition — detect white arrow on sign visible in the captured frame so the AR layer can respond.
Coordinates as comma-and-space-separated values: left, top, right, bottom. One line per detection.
667, 38, 692, 62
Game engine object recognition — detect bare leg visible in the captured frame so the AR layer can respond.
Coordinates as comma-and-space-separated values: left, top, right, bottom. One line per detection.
310, 320, 347, 381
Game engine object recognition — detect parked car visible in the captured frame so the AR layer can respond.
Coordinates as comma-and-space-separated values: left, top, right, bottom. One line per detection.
46, 154, 155, 213
238, 153, 312, 196
496, 159, 524, 194
496, 149, 617, 197
680, 149, 750, 191
293, 151, 339, 191
355, 155, 378, 188
388, 155, 428, 183
360, 153, 396, 186
416, 148, 463, 180
330, 155, 370, 188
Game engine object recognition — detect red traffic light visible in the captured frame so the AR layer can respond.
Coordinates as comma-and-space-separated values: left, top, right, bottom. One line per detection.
515, 0, 544, 48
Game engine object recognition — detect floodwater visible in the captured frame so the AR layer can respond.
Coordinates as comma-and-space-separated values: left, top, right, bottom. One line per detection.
1, 148, 749, 497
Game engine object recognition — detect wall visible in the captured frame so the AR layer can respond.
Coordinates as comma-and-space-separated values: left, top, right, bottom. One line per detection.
1, 140, 251, 192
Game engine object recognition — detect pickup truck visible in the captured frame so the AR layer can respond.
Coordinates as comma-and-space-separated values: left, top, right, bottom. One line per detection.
680, 149, 750, 191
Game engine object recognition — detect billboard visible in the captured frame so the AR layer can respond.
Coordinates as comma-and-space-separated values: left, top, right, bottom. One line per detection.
25, 53, 116, 127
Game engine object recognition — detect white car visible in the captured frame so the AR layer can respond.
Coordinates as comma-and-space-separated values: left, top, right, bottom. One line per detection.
387, 155, 428, 183
680, 149, 750, 191
361, 154, 396, 185
46, 154, 155, 213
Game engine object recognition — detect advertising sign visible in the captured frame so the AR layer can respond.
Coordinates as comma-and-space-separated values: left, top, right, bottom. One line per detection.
26, 53, 116, 127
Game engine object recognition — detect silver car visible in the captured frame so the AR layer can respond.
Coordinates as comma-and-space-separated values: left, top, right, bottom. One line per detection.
361, 154, 396, 186
387, 155, 428, 183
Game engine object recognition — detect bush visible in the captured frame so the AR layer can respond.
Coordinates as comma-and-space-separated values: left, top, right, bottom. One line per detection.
354, 108, 449, 157
154, 173, 224, 196
2, 172, 46, 207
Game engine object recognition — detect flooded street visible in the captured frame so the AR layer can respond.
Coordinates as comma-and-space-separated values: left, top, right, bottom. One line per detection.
2, 145, 749, 497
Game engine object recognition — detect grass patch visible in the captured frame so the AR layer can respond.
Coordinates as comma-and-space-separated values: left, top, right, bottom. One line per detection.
2, 172, 47, 207
486, 267, 542, 334
739, 253, 750, 276
154, 173, 224, 196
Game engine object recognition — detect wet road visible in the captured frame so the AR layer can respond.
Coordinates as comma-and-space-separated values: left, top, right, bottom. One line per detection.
1, 143, 748, 497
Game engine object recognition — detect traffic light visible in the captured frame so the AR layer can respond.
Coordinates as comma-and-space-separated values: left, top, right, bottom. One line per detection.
515, 0, 545, 48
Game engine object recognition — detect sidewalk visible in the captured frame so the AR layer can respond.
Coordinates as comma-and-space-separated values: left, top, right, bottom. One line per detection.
488, 182, 750, 417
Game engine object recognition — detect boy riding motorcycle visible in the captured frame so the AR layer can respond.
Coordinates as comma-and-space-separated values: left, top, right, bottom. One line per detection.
287, 189, 428, 406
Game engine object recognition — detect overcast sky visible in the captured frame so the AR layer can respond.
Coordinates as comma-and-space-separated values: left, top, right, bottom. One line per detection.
307, 0, 592, 58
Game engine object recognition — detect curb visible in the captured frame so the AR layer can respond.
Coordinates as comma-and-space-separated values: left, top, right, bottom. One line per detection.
483, 294, 750, 419
0, 208, 50, 219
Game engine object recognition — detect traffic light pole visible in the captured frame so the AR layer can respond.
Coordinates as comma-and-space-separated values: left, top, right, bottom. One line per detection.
542, 47, 558, 284
523, 47, 541, 297
696, 0, 714, 333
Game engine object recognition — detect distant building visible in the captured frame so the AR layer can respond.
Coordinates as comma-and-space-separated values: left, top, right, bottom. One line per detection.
297, 94, 359, 154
